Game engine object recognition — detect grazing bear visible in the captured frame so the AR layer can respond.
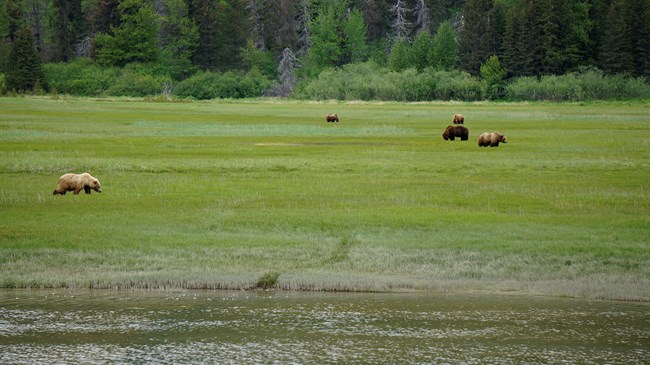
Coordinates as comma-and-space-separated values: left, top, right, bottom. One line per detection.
452, 114, 464, 124
325, 113, 339, 123
53, 173, 102, 195
478, 132, 508, 147
442, 125, 469, 141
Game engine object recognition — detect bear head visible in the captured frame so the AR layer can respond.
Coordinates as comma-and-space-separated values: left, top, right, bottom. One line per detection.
442, 126, 453, 140
88, 177, 101, 193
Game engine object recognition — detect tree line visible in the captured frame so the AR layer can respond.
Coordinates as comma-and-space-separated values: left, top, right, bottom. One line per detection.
0, 0, 648, 99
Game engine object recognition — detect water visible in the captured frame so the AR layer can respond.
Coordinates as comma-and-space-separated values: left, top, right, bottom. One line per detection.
0, 290, 648, 364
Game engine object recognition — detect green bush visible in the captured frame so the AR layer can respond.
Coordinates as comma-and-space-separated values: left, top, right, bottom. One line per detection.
107, 70, 164, 97
295, 62, 483, 101
43, 59, 119, 96
174, 69, 272, 100
505, 68, 650, 101
0, 73, 6, 95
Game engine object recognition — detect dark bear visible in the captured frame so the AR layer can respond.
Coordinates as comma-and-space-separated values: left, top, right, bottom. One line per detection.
442, 125, 469, 141
325, 114, 339, 123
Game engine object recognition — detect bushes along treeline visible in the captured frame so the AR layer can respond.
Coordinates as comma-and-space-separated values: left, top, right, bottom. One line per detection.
28, 59, 649, 101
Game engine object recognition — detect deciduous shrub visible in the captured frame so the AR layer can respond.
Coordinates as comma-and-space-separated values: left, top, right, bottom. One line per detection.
174, 69, 272, 99
43, 59, 119, 96
505, 68, 650, 101
295, 62, 483, 101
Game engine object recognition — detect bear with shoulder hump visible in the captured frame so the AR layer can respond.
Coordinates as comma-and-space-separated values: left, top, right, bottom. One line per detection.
325, 114, 339, 123
53, 173, 102, 195
442, 125, 469, 141
452, 114, 464, 124
478, 132, 507, 147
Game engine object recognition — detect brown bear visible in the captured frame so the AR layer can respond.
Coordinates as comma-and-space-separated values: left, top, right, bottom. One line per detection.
478, 132, 508, 147
442, 125, 469, 141
53, 173, 102, 195
452, 114, 464, 124
325, 113, 339, 123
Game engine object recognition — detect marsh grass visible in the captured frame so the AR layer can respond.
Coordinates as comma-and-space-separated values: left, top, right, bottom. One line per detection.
0, 97, 648, 300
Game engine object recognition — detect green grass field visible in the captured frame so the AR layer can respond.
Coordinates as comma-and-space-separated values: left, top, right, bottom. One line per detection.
0, 97, 648, 300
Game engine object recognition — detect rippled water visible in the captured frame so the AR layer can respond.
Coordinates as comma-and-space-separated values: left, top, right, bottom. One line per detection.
0, 290, 648, 364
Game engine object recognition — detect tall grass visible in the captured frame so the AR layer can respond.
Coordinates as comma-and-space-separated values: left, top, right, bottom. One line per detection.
0, 97, 648, 300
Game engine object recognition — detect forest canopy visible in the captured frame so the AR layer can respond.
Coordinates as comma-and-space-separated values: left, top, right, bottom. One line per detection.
0, 0, 648, 100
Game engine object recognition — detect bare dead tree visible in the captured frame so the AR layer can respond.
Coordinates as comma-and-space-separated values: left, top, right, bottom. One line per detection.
391, 0, 411, 42
248, 0, 266, 50
414, 0, 430, 35
296, 0, 311, 56
275, 47, 298, 96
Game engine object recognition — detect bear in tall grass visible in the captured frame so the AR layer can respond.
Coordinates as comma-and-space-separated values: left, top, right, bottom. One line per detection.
478, 132, 508, 147
325, 114, 339, 123
442, 125, 469, 141
53, 173, 102, 195
452, 114, 464, 124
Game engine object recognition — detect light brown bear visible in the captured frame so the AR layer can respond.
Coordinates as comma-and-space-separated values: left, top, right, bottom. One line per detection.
53, 173, 102, 195
325, 113, 339, 123
442, 125, 469, 141
478, 132, 507, 147
452, 114, 464, 124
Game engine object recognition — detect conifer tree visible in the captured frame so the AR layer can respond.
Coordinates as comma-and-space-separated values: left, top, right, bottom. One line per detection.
157, 0, 199, 78
94, 0, 159, 66
53, 0, 84, 62
600, 0, 634, 75
458, 0, 493, 75
359, 0, 390, 42
6, 25, 45, 92
431, 20, 458, 70
410, 30, 433, 71
344, 8, 369, 63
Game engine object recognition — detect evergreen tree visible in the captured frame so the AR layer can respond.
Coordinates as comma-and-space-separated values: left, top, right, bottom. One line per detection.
261, 0, 297, 58
212, 0, 250, 70
190, 0, 250, 71
88, 0, 120, 35
458, 0, 493, 75
4, 0, 23, 43
94, 0, 159, 67
627, 0, 650, 76
410, 30, 433, 70
296, 0, 311, 56
158, 0, 199, 79
359, 0, 390, 42
304, 1, 345, 75
52, 0, 84, 62
431, 20, 458, 70
600, 0, 634, 74
249, 0, 265, 50
343, 8, 369, 63
241, 39, 276, 76
189, 0, 218, 69
388, 38, 410, 70
480, 54, 506, 99
6, 25, 45, 92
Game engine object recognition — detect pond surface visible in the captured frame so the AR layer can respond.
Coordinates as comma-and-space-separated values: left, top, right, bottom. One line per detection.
0, 290, 648, 364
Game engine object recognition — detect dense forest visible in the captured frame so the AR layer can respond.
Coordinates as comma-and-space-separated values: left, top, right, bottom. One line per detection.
0, 0, 648, 100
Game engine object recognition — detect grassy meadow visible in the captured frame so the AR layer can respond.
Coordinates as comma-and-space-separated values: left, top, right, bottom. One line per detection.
0, 97, 648, 300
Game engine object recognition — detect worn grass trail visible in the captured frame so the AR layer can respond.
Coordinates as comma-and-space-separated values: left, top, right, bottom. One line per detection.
0, 97, 648, 300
